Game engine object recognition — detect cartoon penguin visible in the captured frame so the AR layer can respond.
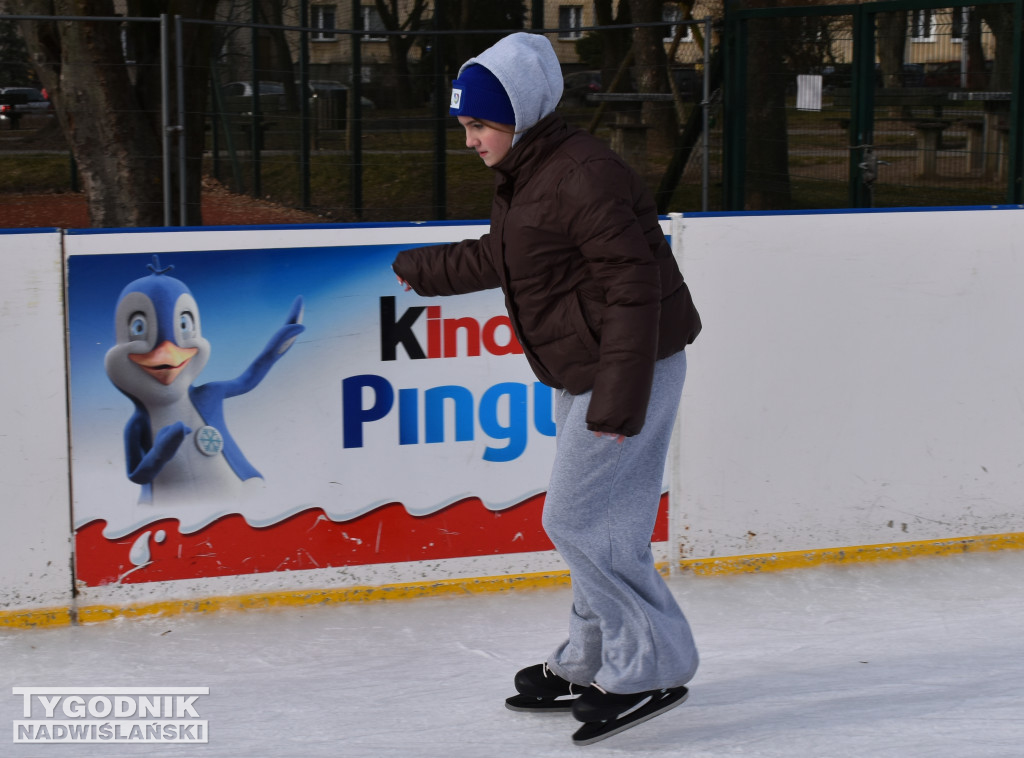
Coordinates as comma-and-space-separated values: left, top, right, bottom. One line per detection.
105, 256, 305, 506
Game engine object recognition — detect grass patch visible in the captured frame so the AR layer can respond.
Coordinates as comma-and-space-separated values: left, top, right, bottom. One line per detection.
203, 147, 497, 222
0, 153, 75, 193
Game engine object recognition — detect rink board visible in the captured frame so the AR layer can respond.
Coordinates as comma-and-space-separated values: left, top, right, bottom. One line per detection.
5, 207, 1024, 623
671, 206, 1024, 560
0, 230, 73, 614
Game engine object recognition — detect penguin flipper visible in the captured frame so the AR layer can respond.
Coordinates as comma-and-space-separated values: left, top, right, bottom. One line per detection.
216, 297, 306, 398
126, 420, 191, 484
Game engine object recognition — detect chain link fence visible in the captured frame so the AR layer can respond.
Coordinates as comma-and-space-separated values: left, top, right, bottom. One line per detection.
0, 10, 715, 226
1, 2, 1021, 226
727, 0, 1020, 211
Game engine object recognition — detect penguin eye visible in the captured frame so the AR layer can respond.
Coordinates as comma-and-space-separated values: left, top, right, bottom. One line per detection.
179, 311, 196, 337
128, 312, 148, 340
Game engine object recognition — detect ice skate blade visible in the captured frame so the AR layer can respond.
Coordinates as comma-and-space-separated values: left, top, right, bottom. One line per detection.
571, 688, 688, 746
505, 693, 577, 713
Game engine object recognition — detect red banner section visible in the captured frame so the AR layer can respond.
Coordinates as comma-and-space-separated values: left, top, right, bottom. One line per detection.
74, 494, 669, 586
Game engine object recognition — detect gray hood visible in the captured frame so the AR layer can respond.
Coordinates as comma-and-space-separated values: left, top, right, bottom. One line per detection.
459, 33, 564, 146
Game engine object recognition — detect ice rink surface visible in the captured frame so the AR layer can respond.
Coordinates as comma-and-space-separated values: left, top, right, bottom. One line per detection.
2, 549, 1022, 758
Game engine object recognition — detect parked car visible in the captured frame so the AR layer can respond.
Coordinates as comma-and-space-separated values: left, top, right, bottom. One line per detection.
923, 60, 991, 89
561, 70, 602, 106
302, 79, 376, 110
219, 80, 288, 114
898, 63, 925, 88
821, 63, 879, 91
221, 80, 285, 99
218, 80, 374, 115
821, 63, 926, 92
923, 61, 961, 88
0, 87, 53, 128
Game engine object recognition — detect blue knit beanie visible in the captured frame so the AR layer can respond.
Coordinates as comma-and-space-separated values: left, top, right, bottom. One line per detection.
449, 64, 515, 126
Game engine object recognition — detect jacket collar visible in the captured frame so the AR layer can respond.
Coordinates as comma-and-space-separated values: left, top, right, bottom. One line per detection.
493, 113, 573, 184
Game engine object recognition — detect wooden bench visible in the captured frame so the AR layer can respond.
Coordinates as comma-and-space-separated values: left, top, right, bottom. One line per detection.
831, 87, 949, 117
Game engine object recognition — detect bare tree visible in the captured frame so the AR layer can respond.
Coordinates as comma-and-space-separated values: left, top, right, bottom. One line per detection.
976, 4, 1012, 91
591, 0, 632, 87
745, 12, 790, 210
260, 1, 299, 110
876, 11, 907, 89
16, 0, 218, 227
373, 0, 429, 108
628, 0, 676, 151
436, 0, 527, 75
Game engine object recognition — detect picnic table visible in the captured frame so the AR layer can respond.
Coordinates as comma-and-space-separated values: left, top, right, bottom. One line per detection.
830, 88, 953, 178
585, 92, 678, 168
947, 91, 1011, 177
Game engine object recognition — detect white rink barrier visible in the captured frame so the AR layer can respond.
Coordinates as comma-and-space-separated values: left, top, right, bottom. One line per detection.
670, 207, 1024, 569
2, 208, 1023, 627
0, 230, 73, 622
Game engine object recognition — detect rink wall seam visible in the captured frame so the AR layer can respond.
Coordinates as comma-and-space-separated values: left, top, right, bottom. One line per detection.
4, 534, 1024, 629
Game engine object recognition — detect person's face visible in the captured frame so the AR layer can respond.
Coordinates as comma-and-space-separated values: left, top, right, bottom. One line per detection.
458, 116, 514, 167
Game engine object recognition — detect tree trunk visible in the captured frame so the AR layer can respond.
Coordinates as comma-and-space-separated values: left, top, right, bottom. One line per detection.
20, 0, 165, 227
19, 0, 216, 227
977, 5, 1012, 91
594, 0, 631, 89
376, 0, 427, 109
628, 0, 676, 153
745, 13, 790, 210
876, 12, 907, 89
260, 1, 299, 111
655, 45, 721, 214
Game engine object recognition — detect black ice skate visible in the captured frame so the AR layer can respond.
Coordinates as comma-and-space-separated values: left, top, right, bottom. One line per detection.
504, 663, 583, 712
570, 682, 688, 745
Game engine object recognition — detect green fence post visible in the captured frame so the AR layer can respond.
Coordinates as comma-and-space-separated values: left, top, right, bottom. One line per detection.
850, 5, 876, 208
722, 0, 747, 211
1009, 0, 1023, 203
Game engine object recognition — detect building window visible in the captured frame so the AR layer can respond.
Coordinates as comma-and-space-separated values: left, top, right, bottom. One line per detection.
910, 9, 934, 42
662, 3, 693, 43
361, 5, 387, 42
951, 7, 969, 42
558, 6, 583, 40
312, 5, 336, 42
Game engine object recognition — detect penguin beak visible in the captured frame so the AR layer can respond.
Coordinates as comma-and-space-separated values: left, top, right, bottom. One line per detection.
129, 340, 198, 385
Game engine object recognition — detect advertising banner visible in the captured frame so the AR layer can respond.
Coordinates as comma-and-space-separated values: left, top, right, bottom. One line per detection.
66, 224, 669, 588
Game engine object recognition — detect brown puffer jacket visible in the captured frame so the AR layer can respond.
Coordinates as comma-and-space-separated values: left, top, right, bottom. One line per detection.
392, 114, 701, 436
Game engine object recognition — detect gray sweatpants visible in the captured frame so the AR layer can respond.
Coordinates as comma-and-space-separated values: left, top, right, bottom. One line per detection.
543, 350, 699, 694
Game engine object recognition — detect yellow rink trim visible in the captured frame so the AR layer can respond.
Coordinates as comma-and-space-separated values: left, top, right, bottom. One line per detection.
2, 532, 1022, 630
0, 606, 73, 630
73, 569, 576, 625
679, 531, 1024, 576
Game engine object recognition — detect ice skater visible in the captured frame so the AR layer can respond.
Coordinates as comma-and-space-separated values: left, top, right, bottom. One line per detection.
392, 32, 702, 745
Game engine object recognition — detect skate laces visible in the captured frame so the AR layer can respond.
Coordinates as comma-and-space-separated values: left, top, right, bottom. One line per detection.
543, 663, 581, 695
